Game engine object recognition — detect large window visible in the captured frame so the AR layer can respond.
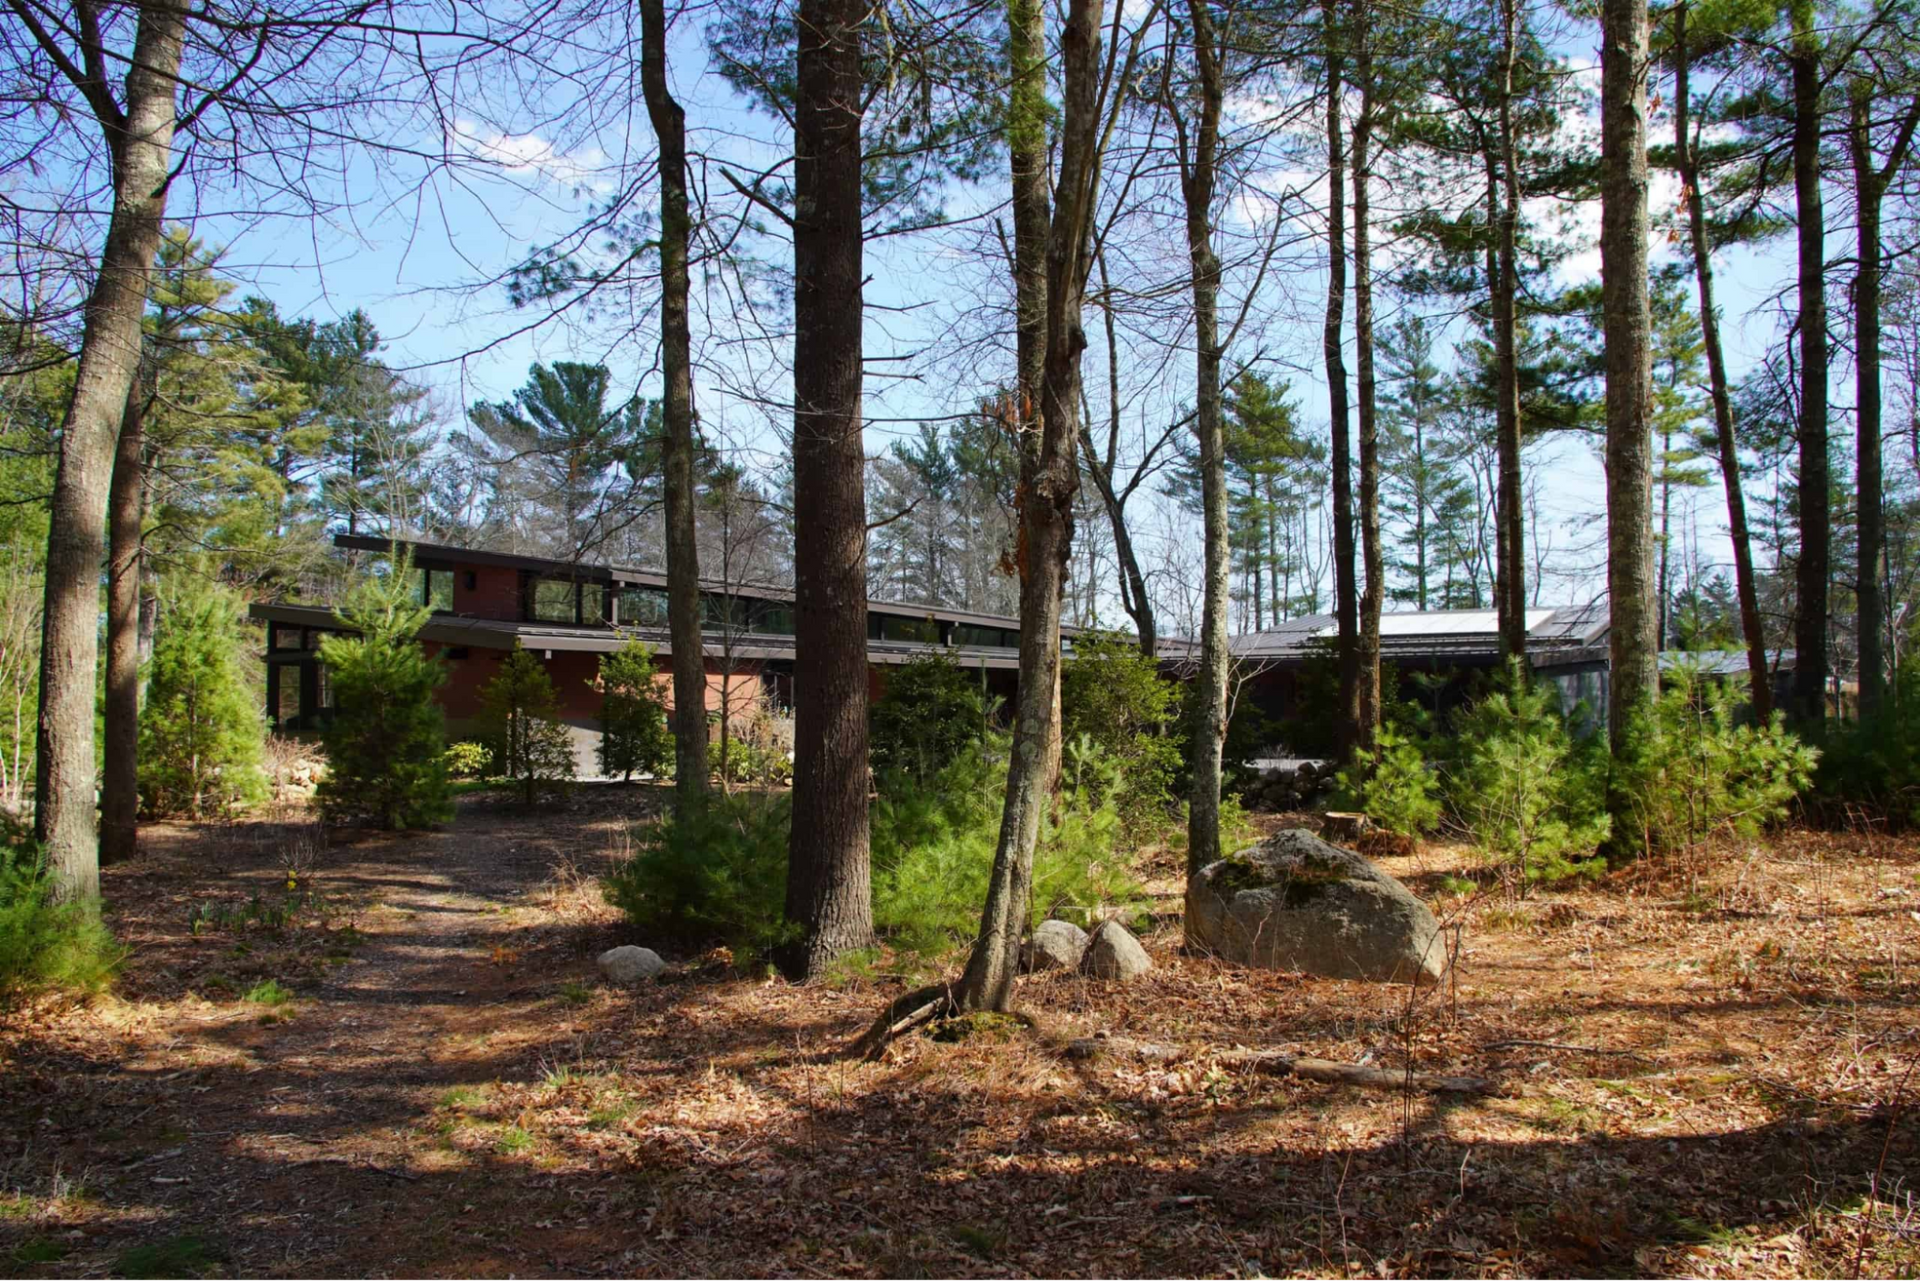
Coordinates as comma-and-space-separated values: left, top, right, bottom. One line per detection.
874, 614, 940, 644
953, 623, 1018, 649
529, 577, 580, 624
619, 587, 670, 627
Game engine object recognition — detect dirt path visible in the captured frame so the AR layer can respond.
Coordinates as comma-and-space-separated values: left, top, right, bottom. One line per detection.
2, 791, 658, 1277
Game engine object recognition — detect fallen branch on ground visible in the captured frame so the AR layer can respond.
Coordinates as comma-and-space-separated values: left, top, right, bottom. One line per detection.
1066, 1034, 1493, 1094
1484, 1039, 1653, 1061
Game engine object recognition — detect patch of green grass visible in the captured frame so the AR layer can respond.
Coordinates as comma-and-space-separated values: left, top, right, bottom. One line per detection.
0, 1192, 32, 1218
241, 978, 291, 1006
112, 1233, 225, 1278
438, 1085, 487, 1111
587, 1101, 633, 1131
1439, 874, 1477, 897
494, 1126, 535, 1155
557, 979, 591, 1006
12, 1236, 66, 1263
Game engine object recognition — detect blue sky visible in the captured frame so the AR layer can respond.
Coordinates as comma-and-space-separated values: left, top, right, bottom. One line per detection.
184, 6, 1825, 615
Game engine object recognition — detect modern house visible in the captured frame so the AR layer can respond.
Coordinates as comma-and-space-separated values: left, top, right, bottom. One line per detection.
250, 535, 1050, 769
1203, 603, 1792, 746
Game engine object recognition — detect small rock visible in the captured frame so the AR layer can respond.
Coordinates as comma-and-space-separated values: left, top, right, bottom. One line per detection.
597, 945, 665, 984
1022, 919, 1090, 972
1083, 920, 1152, 981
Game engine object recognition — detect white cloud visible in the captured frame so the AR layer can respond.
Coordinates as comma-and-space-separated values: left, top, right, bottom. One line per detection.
448, 119, 614, 195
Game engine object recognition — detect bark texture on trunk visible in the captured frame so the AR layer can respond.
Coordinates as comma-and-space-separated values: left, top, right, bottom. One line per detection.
1493, 0, 1527, 665
1673, 4, 1771, 719
34, 0, 186, 898
957, 0, 1101, 1012
1600, 0, 1657, 759
1847, 85, 1920, 715
640, 0, 711, 802
102, 381, 147, 865
1788, 0, 1828, 730
1352, 4, 1382, 747
1181, 0, 1230, 878
1322, 0, 1359, 757
782, 0, 873, 978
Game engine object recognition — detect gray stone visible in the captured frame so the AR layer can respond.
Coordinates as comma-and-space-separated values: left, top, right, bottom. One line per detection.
1083, 920, 1153, 981
1022, 919, 1090, 972
597, 945, 666, 984
1187, 828, 1447, 985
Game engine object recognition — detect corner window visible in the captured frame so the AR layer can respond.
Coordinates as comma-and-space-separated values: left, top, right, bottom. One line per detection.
420, 567, 454, 612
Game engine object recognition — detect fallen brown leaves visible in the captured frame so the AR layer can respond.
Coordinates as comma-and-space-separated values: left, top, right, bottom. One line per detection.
0, 796, 1914, 1278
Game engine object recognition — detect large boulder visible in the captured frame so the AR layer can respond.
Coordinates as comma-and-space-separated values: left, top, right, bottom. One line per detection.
1022, 920, 1090, 972
1083, 920, 1153, 981
1187, 829, 1446, 985
597, 945, 666, 984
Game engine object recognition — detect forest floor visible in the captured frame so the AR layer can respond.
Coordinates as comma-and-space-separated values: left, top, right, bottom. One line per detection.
2, 788, 1918, 1278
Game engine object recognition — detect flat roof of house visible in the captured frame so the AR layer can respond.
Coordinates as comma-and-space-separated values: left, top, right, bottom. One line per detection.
252, 601, 1028, 670
334, 534, 1065, 636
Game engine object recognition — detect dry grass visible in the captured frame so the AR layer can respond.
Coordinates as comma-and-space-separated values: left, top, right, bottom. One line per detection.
0, 792, 1915, 1277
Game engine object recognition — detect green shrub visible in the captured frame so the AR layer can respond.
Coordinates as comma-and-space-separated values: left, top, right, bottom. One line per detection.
596, 640, 672, 781
1444, 664, 1610, 886
602, 790, 795, 960
870, 655, 992, 782
316, 557, 453, 830
716, 735, 793, 787
604, 738, 1145, 965
1333, 725, 1441, 838
443, 739, 492, 779
1061, 632, 1183, 841
872, 737, 1144, 957
138, 583, 266, 818
1613, 665, 1816, 857
480, 646, 577, 806
1814, 666, 1920, 827
0, 838, 120, 1008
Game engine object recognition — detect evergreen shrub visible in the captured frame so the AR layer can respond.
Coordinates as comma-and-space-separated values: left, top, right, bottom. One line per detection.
596, 640, 672, 781
869, 654, 991, 781
0, 834, 121, 1008
1613, 665, 1816, 856
1333, 724, 1441, 838
138, 583, 266, 818
1443, 664, 1611, 886
604, 736, 1145, 965
481, 646, 578, 806
316, 560, 453, 830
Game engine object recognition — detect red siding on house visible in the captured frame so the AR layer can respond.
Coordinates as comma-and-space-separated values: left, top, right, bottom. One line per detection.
426, 641, 769, 737
451, 563, 523, 622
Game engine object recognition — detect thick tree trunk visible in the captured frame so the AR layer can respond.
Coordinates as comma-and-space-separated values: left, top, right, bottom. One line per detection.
1673, 4, 1772, 720
1787, 0, 1828, 730
1848, 87, 1920, 715
639, 0, 711, 801
781, 0, 872, 978
1322, 0, 1359, 757
1182, 0, 1230, 877
35, 2, 186, 898
102, 383, 147, 865
1493, 0, 1528, 665
958, 0, 1100, 1012
1600, 0, 1658, 761
1352, 5, 1383, 748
